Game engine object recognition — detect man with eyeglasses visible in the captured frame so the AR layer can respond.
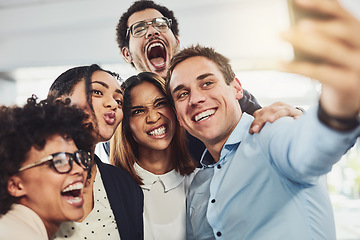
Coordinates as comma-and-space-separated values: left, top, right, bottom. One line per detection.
117, 1, 180, 81
0, 96, 94, 240
116, 0, 303, 162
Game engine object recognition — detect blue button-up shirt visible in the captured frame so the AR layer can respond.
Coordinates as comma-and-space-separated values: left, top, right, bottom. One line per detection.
186, 106, 360, 240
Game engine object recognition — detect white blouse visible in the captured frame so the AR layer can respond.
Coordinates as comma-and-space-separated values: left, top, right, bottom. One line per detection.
0, 204, 48, 240
52, 165, 120, 240
134, 163, 197, 240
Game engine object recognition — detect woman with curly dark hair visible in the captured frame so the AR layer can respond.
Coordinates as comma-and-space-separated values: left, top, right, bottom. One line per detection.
0, 96, 93, 240
48, 64, 143, 240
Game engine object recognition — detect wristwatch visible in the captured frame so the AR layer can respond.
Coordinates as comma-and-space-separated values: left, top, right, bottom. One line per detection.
317, 101, 360, 132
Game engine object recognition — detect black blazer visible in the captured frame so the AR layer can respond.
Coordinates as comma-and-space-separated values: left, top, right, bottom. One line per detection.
96, 155, 144, 240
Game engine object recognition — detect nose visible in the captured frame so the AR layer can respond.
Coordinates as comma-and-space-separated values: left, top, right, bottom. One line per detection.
146, 108, 161, 123
146, 24, 160, 39
104, 96, 118, 110
70, 158, 85, 176
189, 89, 206, 106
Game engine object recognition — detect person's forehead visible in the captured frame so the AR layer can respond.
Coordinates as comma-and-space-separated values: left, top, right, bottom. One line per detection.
91, 71, 121, 90
173, 56, 219, 76
170, 56, 220, 87
131, 81, 163, 104
127, 8, 164, 27
25, 135, 76, 166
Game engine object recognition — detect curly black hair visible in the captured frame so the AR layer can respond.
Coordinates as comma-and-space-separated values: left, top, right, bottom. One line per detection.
116, 0, 179, 50
0, 96, 94, 215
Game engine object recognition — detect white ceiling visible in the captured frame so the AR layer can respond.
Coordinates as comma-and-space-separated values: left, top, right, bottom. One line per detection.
1, 0, 359, 72
0, 0, 298, 72
0, 0, 63, 8
0, 0, 359, 106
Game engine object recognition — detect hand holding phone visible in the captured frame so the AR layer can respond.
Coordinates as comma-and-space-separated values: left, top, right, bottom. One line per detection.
281, 0, 360, 120
287, 0, 334, 62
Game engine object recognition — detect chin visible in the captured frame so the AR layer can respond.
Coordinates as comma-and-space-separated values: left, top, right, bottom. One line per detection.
98, 130, 116, 142
64, 211, 84, 222
100, 135, 112, 142
152, 142, 171, 151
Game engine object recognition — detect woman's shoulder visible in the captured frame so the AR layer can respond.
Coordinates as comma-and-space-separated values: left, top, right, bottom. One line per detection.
95, 155, 141, 190
0, 204, 48, 240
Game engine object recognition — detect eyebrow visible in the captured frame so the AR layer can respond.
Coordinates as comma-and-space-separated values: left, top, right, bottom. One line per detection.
154, 97, 167, 105
131, 97, 166, 110
171, 73, 214, 94
130, 105, 144, 111
91, 81, 123, 94
172, 84, 186, 95
197, 73, 214, 80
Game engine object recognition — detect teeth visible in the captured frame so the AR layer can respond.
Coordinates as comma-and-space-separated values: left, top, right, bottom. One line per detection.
195, 109, 215, 122
148, 42, 164, 52
62, 182, 84, 193
67, 197, 82, 204
148, 126, 166, 136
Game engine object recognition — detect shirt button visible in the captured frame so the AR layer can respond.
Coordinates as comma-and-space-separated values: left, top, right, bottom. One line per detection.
217, 231, 222, 237
217, 164, 221, 169
211, 199, 216, 203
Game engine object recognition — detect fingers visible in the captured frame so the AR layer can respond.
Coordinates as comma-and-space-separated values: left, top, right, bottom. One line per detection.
285, 0, 360, 61
281, 0, 360, 99
250, 109, 275, 134
249, 102, 303, 134
280, 60, 360, 95
282, 17, 360, 70
311, 19, 360, 48
280, 0, 360, 119
294, 0, 348, 19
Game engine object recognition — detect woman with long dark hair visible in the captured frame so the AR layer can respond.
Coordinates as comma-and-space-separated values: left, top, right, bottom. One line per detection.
110, 72, 196, 240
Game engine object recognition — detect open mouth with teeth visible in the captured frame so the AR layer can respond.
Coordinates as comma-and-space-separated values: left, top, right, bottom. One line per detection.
61, 182, 84, 206
147, 42, 167, 70
194, 109, 215, 122
147, 125, 167, 136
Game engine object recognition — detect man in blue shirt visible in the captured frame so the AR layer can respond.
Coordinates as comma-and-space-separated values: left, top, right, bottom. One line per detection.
165, 0, 360, 238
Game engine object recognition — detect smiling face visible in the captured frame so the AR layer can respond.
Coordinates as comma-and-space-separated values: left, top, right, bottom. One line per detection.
69, 70, 123, 143
122, 8, 180, 79
169, 56, 243, 148
128, 81, 176, 152
11, 135, 87, 232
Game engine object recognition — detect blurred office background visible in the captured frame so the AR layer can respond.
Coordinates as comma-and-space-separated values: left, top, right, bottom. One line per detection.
0, 0, 359, 238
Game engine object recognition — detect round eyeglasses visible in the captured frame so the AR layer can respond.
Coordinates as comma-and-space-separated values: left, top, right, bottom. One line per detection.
126, 17, 172, 38
18, 150, 91, 174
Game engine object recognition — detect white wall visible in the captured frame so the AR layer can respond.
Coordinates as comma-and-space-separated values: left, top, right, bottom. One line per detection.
0, 0, 314, 105
0, 78, 16, 105
0, 0, 359, 106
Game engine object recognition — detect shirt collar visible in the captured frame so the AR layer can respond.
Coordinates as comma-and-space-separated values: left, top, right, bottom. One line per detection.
200, 113, 254, 167
134, 162, 185, 192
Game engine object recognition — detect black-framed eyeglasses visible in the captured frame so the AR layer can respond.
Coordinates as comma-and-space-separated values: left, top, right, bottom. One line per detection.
18, 150, 91, 174
126, 17, 172, 38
